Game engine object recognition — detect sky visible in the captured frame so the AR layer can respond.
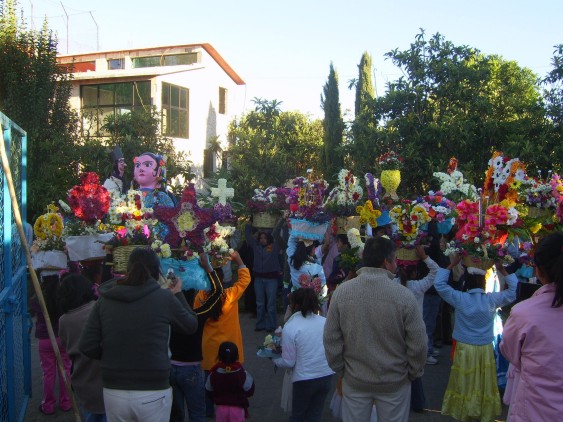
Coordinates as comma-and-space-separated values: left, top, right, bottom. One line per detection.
18, 0, 563, 120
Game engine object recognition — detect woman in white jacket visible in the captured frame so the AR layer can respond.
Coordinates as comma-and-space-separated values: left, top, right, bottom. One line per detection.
273, 288, 334, 422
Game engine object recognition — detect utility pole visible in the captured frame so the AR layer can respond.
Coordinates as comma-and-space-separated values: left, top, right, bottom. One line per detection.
89, 11, 99, 51
60, 1, 68, 53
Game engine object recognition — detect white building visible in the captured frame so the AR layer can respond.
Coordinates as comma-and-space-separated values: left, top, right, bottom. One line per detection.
57, 43, 246, 177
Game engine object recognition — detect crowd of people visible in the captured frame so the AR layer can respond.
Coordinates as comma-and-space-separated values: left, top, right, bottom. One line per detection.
28, 148, 563, 422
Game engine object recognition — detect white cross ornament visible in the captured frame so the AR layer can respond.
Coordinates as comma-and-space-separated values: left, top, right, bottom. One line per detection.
211, 178, 234, 205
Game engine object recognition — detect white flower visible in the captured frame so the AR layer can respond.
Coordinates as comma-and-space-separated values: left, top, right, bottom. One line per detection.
474, 237, 480, 243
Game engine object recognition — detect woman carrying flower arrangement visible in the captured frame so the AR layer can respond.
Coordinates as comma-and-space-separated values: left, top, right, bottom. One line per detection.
245, 221, 282, 332
434, 256, 517, 422
286, 232, 327, 306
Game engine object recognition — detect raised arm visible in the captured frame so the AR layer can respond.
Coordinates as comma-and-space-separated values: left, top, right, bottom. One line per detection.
224, 251, 251, 303
245, 222, 256, 247
490, 263, 517, 308
434, 255, 464, 307
193, 252, 224, 316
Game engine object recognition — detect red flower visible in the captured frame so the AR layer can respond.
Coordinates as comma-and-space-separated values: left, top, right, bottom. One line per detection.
67, 172, 110, 223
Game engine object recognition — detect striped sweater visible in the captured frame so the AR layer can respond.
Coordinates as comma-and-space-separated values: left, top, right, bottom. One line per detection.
323, 267, 428, 393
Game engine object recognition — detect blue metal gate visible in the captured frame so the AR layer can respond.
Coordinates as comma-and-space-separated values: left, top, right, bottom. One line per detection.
0, 111, 30, 422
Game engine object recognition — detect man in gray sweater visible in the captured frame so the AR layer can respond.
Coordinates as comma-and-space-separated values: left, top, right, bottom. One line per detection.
323, 236, 427, 422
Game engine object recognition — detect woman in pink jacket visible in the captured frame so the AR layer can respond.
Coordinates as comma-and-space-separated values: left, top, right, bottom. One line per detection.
500, 232, 563, 421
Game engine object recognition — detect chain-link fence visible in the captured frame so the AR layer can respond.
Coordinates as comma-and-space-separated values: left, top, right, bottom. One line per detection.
0, 111, 31, 422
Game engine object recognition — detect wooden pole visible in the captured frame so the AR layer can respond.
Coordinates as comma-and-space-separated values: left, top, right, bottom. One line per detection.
1, 127, 82, 421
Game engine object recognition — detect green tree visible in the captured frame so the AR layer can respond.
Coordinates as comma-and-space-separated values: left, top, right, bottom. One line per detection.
541, 44, 563, 172
92, 108, 194, 189
355, 30, 552, 195
0, 0, 81, 218
228, 98, 323, 202
321, 62, 344, 181
348, 52, 377, 174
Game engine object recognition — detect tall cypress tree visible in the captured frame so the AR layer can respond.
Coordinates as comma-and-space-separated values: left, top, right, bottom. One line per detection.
350, 52, 376, 174
321, 62, 344, 181
355, 52, 375, 116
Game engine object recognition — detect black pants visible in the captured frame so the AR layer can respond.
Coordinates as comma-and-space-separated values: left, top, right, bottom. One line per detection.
290, 375, 333, 422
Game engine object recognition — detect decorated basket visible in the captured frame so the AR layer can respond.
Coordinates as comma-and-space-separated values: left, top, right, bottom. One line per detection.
335, 216, 361, 234
31, 250, 68, 270
288, 218, 329, 242
463, 255, 494, 272
396, 247, 419, 262
527, 207, 551, 220
113, 245, 143, 274
65, 233, 114, 261
210, 255, 230, 269
160, 257, 211, 290
253, 212, 279, 228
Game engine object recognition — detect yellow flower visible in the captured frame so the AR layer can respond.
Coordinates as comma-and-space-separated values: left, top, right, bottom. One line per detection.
160, 243, 172, 258
530, 223, 542, 234
33, 213, 63, 240
177, 211, 197, 232
356, 201, 382, 227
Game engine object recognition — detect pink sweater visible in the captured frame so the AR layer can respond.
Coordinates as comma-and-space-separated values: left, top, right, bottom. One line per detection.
500, 283, 563, 422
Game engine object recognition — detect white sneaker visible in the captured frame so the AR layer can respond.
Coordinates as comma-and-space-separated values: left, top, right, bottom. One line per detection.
431, 350, 440, 357
426, 356, 438, 365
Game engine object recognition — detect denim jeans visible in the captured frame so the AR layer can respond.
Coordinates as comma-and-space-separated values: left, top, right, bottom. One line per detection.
410, 377, 426, 411
254, 277, 278, 331
422, 294, 442, 355
81, 410, 107, 422
291, 375, 333, 422
170, 364, 206, 422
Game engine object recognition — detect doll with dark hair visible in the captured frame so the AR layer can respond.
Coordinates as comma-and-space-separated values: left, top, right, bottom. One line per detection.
103, 145, 127, 196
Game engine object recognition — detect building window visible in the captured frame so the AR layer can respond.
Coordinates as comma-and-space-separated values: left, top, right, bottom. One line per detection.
108, 58, 125, 70
219, 87, 227, 114
81, 81, 151, 134
132, 52, 200, 69
162, 82, 189, 138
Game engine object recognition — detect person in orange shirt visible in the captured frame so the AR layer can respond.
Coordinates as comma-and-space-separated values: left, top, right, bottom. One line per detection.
195, 250, 251, 418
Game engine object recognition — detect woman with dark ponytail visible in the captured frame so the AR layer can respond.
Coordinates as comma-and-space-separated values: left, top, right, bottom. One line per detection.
79, 248, 197, 422
500, 232, 563, 421
273, 288, 334, 422
287, 233, 327, 298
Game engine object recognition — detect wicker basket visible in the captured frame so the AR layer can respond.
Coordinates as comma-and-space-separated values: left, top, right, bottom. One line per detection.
253, 212, 279, 228
113, 245, 142, 274
527, 207, 550, 220
463, 255, 494, 272
396, 247, 419, 262
335, 216, 361, 234
210, 255, 230, 269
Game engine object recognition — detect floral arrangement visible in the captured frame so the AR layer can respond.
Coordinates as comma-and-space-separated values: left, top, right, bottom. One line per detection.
262, 333, 281, 354
287, 170, 330, 222
442, 239, 513, 264
483, 151, 526, 203
32, 205, 65, 251
324, 169, 363, 216
518, 174, 559, 210
454, 198, 520, 263
422, 192, 457, 223
67, 172, 111, 223
203, 222, 235, 267
339, 228, 364, 271
355, 200, 382, 227
154, 184, 215, 248
106, 190, 158, 247
433, 157, 478, 202
297, 272, 327, 303
376, 150, 404, 171
150, 239, 172, 258
247, 186, 289, 214
389, 200, 431, 245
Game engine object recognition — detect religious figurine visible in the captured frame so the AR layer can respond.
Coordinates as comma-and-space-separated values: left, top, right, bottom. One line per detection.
132, 152, 177, 208
103, 145, 127, 196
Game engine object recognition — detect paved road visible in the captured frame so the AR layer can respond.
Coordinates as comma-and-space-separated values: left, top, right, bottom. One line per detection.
24, 308, 508, 421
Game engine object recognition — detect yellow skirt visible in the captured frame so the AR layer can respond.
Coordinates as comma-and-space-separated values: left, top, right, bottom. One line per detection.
442, 342, 501, 422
